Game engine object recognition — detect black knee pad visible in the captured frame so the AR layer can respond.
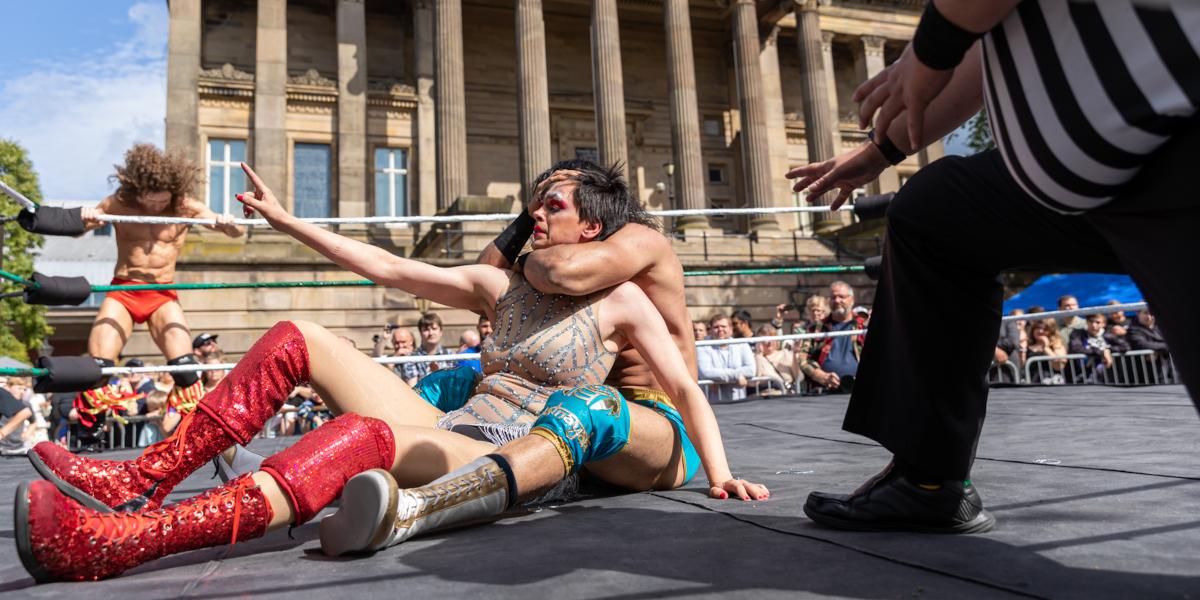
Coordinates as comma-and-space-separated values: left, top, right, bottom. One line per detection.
167, 354, 200, 388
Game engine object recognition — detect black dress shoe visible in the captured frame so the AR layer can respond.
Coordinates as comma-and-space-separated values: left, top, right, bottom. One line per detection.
804, 463, 995, 534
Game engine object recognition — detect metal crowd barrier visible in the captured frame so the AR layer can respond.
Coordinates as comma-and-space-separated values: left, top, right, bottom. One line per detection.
1022, 350, 1178, 386
64, 414, 163, 451
697, 376, 792, 399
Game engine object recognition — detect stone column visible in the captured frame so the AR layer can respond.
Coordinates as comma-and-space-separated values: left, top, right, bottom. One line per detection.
663, 0, 707, 229
516, 0, 552, 202
731, 0, 777, 231
434, 0, 468, 211
759, 26, 797, 230
337, 0, 367, 222
165, 0, 201, 181
590, 0, 629, 173
852, 35, 901, 194
254, 0, 289, 204
414, 1, 437, 218
793, 0, 838, 232
821, 31, 843, 153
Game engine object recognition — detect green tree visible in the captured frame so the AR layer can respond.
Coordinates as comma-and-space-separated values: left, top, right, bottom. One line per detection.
0, 139, 51, 362
951, 109, 996, 154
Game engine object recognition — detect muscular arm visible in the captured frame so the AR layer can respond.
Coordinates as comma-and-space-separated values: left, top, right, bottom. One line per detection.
884, 42, 985, 155
607, 284, 737, 486
522, 223, 664, 296
81, 196, 116, 233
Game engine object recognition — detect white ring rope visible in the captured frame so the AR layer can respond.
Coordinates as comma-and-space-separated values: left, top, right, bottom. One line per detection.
87, 301, 1143, 377
1003, 302, 1145, 322
0, 179, 38, 212
36, 204, 855, 228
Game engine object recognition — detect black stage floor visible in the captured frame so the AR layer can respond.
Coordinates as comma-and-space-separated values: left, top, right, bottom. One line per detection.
2, 385, 1198, 599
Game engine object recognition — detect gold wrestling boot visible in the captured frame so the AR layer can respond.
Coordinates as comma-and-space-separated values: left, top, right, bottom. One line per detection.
319, 455, 515, 556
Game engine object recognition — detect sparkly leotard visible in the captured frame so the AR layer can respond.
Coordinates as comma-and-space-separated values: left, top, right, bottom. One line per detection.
437, 273, 617, 443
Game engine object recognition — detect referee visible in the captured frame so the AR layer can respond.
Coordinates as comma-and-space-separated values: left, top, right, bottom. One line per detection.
787, 0, 1199, 533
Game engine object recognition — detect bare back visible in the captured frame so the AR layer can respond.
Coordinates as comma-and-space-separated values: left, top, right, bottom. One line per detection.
99, 195, 199, 282
607, 235, 696, 389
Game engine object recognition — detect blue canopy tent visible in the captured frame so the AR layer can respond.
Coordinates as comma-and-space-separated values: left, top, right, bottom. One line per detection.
1003, 274, 1143, 314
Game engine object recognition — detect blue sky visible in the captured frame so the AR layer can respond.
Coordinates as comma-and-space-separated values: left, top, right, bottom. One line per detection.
0, 2, 969, 201
0, 1, 167, 201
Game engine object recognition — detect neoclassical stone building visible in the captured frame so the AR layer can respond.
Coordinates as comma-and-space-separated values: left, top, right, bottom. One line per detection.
108, 0, 925, 360
169, 0, 935, 234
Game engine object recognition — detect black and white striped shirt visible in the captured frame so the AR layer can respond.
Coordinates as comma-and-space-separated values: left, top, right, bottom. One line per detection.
981, 0, 1200, 213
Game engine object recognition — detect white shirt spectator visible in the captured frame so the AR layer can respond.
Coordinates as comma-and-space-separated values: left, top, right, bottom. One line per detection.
697, 342, 756, 403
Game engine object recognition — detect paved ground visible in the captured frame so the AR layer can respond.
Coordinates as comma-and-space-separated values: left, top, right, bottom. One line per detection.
2, 385, 1198, 599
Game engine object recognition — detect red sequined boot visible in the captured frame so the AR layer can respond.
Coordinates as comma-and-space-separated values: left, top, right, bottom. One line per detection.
16, 474, 271, 582
259, 413, 396, 524
27, 321, 311, 512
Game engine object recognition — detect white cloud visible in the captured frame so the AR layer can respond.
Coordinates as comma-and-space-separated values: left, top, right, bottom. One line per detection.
0, 2, 168, 201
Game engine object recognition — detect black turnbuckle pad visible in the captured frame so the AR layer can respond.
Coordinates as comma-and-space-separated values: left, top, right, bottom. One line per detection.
24, 273, 91, 306
33, 356, 104, 393
864, 256, 883, 281
852, 193, 894, 221
16, 206, 86, 236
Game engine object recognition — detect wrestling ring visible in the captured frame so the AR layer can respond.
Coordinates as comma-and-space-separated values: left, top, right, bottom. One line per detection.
0, 181, 1195, 598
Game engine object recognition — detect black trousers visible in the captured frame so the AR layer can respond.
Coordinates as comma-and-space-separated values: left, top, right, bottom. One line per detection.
846, 121, 1200, 480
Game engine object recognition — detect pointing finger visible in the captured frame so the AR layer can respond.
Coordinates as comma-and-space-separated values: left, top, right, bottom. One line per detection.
241, 162, 267, 190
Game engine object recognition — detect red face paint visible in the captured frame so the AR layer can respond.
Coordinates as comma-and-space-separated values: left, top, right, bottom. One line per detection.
546, 197, 567, 211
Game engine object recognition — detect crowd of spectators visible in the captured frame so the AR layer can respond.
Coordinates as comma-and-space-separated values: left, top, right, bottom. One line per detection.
695, 281, 871, 402
20, 291, 1164, 454
996, 295, 1172, 384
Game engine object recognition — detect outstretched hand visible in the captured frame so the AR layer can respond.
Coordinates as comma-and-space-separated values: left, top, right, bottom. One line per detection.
709, 479, 770, 502
236, 163, 289, 225
853, 44, 952, 150
785, 143, 891, 210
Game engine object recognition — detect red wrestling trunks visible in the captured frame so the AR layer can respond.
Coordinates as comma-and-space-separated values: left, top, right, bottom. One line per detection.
107, 278, 179, 324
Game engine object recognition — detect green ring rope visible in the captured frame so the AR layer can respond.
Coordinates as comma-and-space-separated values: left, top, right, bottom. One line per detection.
0, 269, 33, 286
0, 367, 47, 377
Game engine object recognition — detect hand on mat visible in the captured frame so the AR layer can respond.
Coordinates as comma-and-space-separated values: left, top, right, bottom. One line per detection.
853, 44, 952, 151
710, 478, 770, 502
237, 163, 287, 224
786, 143, 890, 210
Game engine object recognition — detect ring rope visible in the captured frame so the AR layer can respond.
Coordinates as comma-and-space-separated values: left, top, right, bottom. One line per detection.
0, 328, 863, 379
10, 204, 855, 228
76, 265, 866, 293
0, 179, 38, 212
0, 301, 1146, 379
0, 269, 33, 287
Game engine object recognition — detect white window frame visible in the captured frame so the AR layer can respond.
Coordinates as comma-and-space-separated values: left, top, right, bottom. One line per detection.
376, 148, 409, 220
206, 139, 244, 215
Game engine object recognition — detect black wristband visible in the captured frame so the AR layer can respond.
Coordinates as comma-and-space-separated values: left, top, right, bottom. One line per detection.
911, 1, 983, 71
868, 129, 907, 166
493, 211, 536, 265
